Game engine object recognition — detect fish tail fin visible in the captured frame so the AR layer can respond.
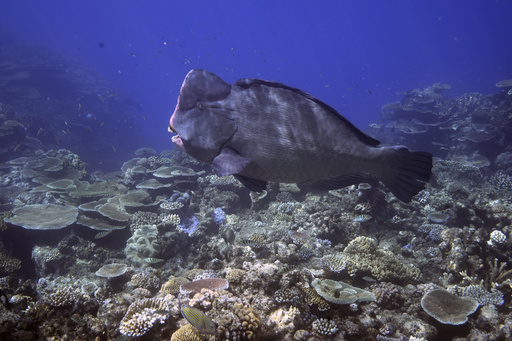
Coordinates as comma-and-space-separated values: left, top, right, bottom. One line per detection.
380, 146, 433, 203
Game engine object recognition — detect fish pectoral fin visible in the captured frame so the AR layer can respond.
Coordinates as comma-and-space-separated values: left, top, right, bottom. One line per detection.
234, 175, 268, 192
305, 173, 375, 191
212, 147, 251, 176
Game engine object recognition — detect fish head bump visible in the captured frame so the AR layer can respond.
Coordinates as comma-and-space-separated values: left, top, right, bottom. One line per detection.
169, 69, 237, 163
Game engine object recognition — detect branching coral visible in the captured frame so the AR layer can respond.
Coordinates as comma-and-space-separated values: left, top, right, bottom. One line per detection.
0, 252, 21, 273
485, 258, 512, 290
119, 297, 172, 337
45, 286, 84, 307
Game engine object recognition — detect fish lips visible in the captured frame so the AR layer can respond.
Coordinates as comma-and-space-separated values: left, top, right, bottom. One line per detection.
168, 117, 186, 152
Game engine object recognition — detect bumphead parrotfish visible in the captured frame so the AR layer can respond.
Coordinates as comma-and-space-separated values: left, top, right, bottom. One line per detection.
168, 69, 433, 202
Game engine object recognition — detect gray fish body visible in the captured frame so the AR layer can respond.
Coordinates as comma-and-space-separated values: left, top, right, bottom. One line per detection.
169, 69, 432, 202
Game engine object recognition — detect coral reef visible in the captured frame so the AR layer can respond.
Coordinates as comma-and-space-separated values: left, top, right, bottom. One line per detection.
0, 82, 512, 340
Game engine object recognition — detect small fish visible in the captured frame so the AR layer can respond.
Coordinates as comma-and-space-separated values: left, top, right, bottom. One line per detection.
94, 231, 112, 239
154, 309, 170, 315
277, 265, 299, 274
143, 257, 164, 264
70, 314, 87, 325
78, 103, 81, 110
109, 93, 119, 98
362, 276, 377, 283
179, 298, 216, 335
37, 128, 43, 136
236, 239, 262, 247
353, 214, 372, 222
112, 145, 116, 152
13, 143, 22, 152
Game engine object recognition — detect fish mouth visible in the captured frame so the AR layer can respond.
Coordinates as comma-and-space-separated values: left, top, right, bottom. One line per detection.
168, 123, 177, 134
169, 123, 185, 151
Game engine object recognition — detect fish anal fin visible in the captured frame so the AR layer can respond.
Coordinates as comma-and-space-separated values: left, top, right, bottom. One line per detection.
305, 173, 375, 191
234, 175, 268, 192
212, 147, 251, 176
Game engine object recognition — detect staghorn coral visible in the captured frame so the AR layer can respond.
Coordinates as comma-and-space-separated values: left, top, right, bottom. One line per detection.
119, 297, 172, 337
485, 258, 512, 289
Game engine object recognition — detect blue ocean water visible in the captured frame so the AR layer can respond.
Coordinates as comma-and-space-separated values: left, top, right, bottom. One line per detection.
1, 0, 511, 165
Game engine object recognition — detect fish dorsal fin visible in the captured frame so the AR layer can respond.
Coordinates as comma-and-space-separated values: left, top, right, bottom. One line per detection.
234, 78, 381, 147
